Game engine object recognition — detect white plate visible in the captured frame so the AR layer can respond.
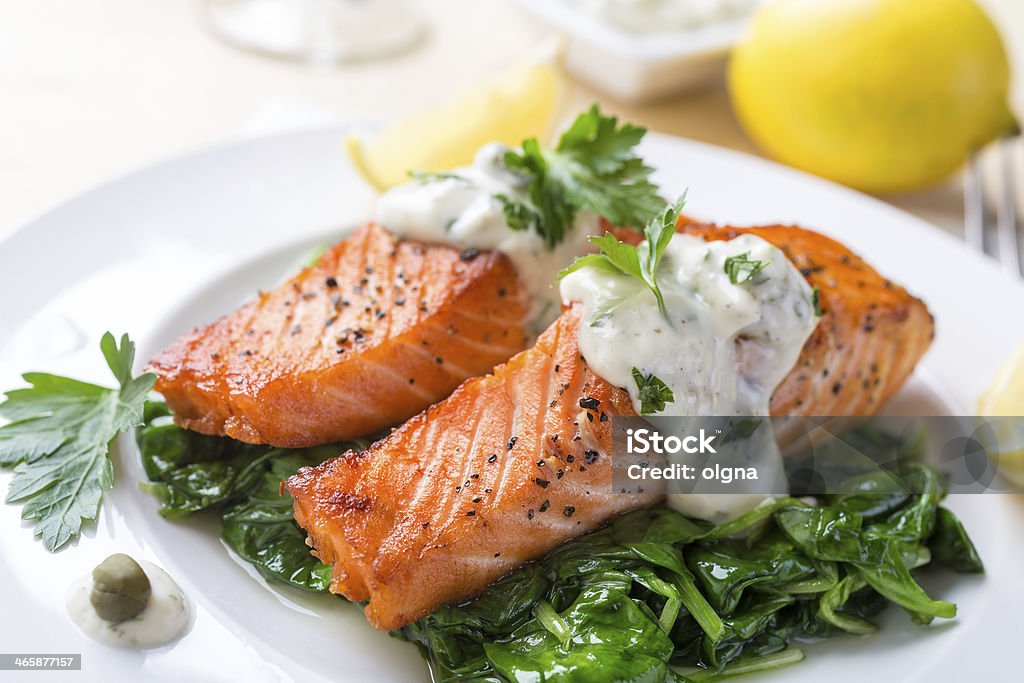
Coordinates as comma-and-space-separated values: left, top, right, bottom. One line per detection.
0, 128, 1021, 682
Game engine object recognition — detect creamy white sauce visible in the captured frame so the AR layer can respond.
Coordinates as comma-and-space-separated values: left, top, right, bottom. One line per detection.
570, 0, 760, 34
375, 142, 603, 331
560, 233, 818, 520
66, 561, 188, 649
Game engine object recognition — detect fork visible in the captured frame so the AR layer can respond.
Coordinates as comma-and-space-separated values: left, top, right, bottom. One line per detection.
964, 133, 1023, 276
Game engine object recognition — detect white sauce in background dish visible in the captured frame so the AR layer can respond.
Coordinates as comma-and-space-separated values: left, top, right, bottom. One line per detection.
67, 561, 188, 648
569, 0, 760, 34
560, 233, 819, 520
375, 142, 603, 330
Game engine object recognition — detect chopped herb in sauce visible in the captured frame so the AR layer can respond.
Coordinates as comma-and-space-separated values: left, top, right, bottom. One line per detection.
631, 367, 675, 415
724, 252, 770, 285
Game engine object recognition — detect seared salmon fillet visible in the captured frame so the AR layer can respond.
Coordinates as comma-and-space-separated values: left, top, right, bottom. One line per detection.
286, 304, 658, 630
286, 224, 935, 630
679, 222, 935, 417
148, 223, 531, 448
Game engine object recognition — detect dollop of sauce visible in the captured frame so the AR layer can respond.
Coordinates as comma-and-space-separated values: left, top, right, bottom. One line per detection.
570, 0, 760, 34
560, 232, 818, 520
67, 561, 188, 648
375, 142, 603, 330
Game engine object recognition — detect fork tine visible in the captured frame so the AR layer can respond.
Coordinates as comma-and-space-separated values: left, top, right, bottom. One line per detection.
996, 136, 1021, 276
964, 150, 986, 254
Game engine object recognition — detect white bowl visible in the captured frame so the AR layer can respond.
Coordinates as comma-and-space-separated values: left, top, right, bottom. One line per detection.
514, 0, 759, 103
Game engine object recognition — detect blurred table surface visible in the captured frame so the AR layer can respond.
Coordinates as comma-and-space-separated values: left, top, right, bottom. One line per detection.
1, 0, 1021, 241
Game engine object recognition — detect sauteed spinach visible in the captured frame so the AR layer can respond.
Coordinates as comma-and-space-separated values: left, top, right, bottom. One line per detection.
137, 402, 982, 681
398, 466, 980, 682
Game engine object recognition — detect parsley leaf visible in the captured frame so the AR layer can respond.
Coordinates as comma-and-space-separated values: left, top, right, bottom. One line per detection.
501, 104, 663, 247
723, 252, 770, 284
495, 193, 542, 234
560, 196, 687, 319
812, 286, 823, 316
0, 333, 155, 551
631, 368, 675, 415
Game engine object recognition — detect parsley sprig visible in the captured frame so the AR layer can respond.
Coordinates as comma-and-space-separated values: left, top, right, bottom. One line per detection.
631, 368, 675, 415
501, 105, 663, 247
0, 333, 155, 551
559, 196, 686, 319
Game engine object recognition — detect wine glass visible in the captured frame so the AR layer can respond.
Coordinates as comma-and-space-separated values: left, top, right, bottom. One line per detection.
201, 0, 426, 64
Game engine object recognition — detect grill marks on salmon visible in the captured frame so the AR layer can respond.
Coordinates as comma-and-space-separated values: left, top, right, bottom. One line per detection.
286, 305, 657, 630
285, 223, 936, 630
678, 222, 935, 417
148, 223, 531, 448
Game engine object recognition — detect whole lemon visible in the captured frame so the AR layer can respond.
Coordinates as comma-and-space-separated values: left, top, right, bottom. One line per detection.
729, 0, 1018, 193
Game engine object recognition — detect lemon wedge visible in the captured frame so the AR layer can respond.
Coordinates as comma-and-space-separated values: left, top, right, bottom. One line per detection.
978, 341, 1024, 488
346, 58, 564, 191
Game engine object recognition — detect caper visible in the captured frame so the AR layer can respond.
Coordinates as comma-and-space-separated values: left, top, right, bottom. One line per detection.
89, 553, 152, 623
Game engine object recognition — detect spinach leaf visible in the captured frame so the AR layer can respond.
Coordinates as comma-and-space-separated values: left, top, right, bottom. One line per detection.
136, 401, 358, 592
484, 586, 674, 683
928, 507, 984, 573
222, 450, 340, 592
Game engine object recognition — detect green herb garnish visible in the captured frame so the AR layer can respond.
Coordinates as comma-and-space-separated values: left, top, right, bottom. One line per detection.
723, 252, 770, 284
501, 104, 663, 247
631, 367, 675, 415
0, 333, 155, 551
812, 285, 823, 316
495, 193, 542, 234
560, 196, 685, 319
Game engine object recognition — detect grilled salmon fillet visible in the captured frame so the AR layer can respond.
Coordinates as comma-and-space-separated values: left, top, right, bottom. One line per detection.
286, 304, 657, 629
148, 223, 531, 448
286, 223, 934, 630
